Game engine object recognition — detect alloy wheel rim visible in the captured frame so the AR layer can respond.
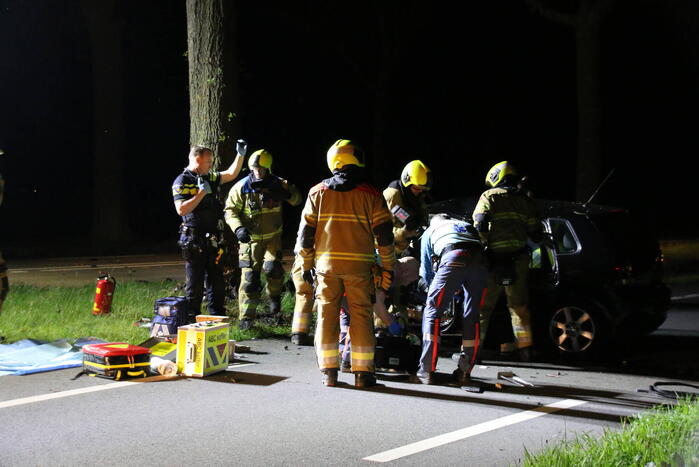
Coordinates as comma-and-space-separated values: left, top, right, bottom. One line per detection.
549, 306, 596, 352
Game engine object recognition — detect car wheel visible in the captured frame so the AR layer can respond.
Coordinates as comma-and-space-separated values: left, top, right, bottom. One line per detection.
546, 302, 610, 356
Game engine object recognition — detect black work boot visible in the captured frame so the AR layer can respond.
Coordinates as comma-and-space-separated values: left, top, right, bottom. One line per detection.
321, 369, 338, 387
340, 360, 352, 373
453, 368, 472, 386
269, 297, 282, 324
290, 332, 310, 346
354, 372, 376, 388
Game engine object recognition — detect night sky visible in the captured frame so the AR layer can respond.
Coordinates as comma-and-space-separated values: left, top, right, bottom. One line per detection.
1, 0, 697, 258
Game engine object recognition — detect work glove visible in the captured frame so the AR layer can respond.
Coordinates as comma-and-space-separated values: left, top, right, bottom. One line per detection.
197, 176, 212, 194
388, 320, 403, 337
235, 226, 251, 243
373, 267, 394, 292
236, 139, 248, 157
302, 268, 316, 285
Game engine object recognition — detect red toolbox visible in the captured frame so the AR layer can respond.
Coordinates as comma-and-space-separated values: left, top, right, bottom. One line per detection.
81, 343, 151, 380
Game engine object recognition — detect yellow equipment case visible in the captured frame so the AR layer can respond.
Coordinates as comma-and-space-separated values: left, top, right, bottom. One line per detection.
176, 321, 230, 377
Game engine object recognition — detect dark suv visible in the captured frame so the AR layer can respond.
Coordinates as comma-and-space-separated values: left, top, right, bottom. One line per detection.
423, 196, 671, 360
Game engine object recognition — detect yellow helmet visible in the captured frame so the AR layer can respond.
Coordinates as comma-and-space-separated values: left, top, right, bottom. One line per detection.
485, 160, 518, 188
326, 139, 365, 172
400, 160, 432, 190
248, 149, 273, 171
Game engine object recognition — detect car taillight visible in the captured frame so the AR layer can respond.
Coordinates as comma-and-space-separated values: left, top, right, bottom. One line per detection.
613, 265, 633, 278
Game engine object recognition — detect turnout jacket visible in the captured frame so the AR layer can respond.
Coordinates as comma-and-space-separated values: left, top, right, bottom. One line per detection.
472, 186, 542, 254
224, 173, 302, 242
383, 180, 429, 252
297, 170, 395, 275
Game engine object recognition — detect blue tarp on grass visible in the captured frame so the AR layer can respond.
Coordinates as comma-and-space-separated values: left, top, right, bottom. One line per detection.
0, 337, 106, 376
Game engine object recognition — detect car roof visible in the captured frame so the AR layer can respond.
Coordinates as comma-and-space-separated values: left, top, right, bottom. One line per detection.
427, 196, 628, 220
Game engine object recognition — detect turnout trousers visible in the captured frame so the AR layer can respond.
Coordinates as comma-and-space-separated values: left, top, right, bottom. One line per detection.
237, 235, 284, 320
315, 271, 375, 373
290, 256, 316, 334
419, 248, 488, 375
480, 252, 533, 350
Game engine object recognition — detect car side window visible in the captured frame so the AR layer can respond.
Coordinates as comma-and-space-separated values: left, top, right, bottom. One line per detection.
548, 218, 581, 255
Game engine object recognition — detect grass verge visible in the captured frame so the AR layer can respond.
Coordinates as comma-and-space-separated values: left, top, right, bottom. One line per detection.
0, 281, 294, 344
522, 398, 699, 467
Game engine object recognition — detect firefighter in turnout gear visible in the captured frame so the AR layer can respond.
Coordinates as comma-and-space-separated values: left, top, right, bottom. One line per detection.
0, 171, 7, 315
297, 139, 395, 387
414, 214, 488, 385
173, 145, 244, 318
289, 226, 316, 346
472, 161, 543, 361
225, 149, 302, 330
383, 160, 431, 256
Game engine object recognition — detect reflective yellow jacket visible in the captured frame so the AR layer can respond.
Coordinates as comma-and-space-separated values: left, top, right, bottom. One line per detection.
298, 181, 395, 275
472, 186, 542, 254
383, 180, 428, 253
224, 174, 301, 242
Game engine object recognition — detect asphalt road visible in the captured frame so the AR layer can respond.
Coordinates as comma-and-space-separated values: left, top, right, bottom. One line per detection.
1, 255, 698, 466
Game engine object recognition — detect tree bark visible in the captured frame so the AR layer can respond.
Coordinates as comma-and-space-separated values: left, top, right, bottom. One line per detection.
186, 0, 239, 170
82, 0, 131, 249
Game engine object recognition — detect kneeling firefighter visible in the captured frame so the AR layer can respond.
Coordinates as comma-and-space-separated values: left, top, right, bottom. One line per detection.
383, 160, 432, 256
297, 139, 395, 388
224, 149, 302, 330
472, 161, 544, 361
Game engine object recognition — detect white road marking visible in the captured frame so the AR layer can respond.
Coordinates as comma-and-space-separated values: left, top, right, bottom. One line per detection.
363, 398, 587, 463
0, 366, 257, 410
0, 381, 143, 410
672, 293, 699, 300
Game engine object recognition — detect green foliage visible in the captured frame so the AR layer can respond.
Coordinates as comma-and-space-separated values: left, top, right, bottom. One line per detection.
522, 398, 699, 467
0, 280, 295, 344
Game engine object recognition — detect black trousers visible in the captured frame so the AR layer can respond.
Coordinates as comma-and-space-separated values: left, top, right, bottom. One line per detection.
183, 241, 225, 318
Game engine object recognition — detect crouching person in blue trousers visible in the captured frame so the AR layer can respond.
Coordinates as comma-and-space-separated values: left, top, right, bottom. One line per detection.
415, 214, 488, 385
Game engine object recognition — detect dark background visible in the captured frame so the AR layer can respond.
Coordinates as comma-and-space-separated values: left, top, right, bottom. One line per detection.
0, 0, 696, 258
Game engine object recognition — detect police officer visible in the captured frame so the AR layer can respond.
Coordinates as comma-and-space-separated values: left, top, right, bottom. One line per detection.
172, 145, 244, 319
383, 160, 432, 256
473, 161, 543, 361
225, 149, 301, 330
414, 214, 488, 385
297, 139, 395, 388
0, 170, 7, 315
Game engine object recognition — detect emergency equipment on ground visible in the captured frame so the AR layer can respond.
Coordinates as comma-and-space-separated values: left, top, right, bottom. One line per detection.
91, 273, 116, 316
80, 343, 151, 380
151, 296, 189, 337
176, 321, 230, 377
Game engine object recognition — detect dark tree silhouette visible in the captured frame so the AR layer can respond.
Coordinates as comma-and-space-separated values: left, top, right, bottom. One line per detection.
526, 0, 615, 202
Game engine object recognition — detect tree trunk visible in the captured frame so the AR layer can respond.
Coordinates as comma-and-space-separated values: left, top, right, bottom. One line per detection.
186, 0, 239, 170
575, 1, 603, 202
82, 0, 131, 249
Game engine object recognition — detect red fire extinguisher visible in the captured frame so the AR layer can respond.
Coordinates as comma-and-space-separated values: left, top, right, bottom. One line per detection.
92, 273, 116, 316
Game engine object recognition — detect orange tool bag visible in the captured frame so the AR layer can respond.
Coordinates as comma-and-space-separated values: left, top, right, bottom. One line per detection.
79, 343, 151, 380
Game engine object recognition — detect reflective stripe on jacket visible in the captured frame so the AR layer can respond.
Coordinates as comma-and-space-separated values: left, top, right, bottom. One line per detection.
298, 182, 395, 275
472, 187, 542, 254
